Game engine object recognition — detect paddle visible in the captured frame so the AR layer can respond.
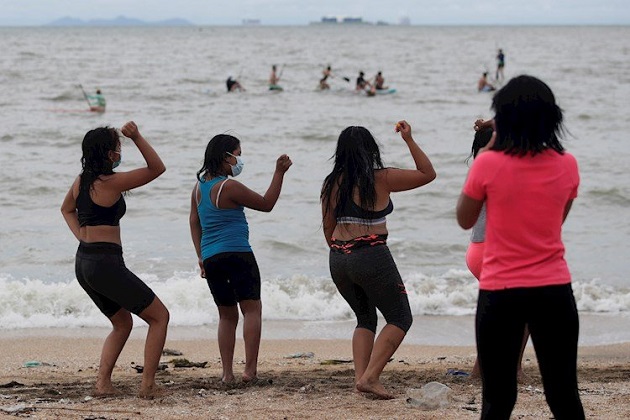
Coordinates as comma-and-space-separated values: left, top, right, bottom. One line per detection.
78, 84, 91, 108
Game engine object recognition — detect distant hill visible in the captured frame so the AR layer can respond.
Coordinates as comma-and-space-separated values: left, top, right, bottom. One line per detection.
47, 16, 194, 27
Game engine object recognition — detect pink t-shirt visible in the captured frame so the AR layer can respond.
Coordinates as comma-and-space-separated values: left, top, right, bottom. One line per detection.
462, 149, 579, 290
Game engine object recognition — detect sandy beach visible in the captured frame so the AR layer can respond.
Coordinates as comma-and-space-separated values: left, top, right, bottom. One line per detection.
0, 328, 629, 419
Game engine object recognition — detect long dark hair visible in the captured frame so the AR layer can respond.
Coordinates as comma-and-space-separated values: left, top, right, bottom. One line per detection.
321, 126, 384, 221
491, 75, 565, 156
196, 134, 240, 181
465, 127, 494, 165
79, 127, 119, 194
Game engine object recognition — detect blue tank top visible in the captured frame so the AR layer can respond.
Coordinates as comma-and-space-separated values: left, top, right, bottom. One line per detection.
197, 176, 251, 260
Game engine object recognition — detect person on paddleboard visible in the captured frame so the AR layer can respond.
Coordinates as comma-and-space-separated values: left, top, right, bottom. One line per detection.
226, 76, 245, 92
87, 89, 106, 112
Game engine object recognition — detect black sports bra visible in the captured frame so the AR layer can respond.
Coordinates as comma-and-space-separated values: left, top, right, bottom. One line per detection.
77, 188, 126, 227
336, 198, 393, 225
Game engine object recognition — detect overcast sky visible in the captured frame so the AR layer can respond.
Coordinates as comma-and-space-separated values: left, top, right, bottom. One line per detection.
2, 0, 629, 26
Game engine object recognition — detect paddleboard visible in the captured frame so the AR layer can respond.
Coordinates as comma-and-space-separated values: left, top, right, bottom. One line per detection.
375, 88, 396, 95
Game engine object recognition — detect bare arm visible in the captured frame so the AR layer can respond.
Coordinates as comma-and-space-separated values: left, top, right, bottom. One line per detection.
456, 193, 484, 229
60, 177, 81, 241
106, 121, 166, 193
385, 120, 436, 192
563, 199, 574, 223
321, 197, 337, 247
189, 184, 205, 277
222, 154, 292, 212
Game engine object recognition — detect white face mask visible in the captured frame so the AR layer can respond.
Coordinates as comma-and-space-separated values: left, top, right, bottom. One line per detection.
227, 152, 244, 177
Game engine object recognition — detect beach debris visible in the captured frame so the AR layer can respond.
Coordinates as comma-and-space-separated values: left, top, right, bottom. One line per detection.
132, 363, 168, 373
320, 359, 353, 365
23, 360, 54, 368
162, 348, 183, 356
170, 358, 208, 368
406, 382, 452, 410
0, 403, 33, 414
299, 384, 314, 393
445, 368, 470, 377
0, 380, 24, 388
284, 352, 315, 359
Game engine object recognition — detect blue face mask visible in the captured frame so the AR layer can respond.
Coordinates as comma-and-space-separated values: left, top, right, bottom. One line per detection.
227, 152, 244, 177
112, 151, 121, 169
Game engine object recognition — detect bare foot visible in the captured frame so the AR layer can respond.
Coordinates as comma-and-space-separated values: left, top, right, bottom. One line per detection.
93, 385, 121, 397
222, 373, 235, 383
356, 379, 395, 400
242, 372, 257, 383
138, 384, 167, 399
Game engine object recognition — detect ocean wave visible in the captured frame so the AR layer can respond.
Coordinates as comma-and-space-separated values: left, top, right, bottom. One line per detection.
0, 271, 628, 330
585, 187, 630, 206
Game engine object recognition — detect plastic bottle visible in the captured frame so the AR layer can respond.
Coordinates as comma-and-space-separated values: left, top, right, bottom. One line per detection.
406, 382, 452, 410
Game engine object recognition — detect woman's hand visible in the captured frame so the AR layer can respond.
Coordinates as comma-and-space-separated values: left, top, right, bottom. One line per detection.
395, 120, 413, 142
121, 121, 141, 141
275, 154, 293, 173
474, 119, 495, 132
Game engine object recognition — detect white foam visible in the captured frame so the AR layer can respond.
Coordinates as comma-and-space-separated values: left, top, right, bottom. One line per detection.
1, 270, 629, 332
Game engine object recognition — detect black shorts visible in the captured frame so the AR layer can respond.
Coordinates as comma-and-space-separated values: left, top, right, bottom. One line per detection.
203, 252, 261, 306
75, 242, 156, 318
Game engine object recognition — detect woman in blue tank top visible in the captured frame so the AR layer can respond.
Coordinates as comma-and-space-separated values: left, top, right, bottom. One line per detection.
189, 134, 292, 384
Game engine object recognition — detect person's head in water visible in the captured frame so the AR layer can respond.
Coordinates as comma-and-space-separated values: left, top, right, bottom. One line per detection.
321, 126, 385, 220
96, 89, 102, 94
80, 127, 120, 191
197, 134, 241, 180
491, 75, 565, 156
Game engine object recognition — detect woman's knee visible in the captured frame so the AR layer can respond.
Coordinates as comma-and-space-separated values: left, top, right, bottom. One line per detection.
110, 309, 133, 333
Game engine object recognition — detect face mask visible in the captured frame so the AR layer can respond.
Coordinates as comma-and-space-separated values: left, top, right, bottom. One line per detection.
227, 152, 244, 177
112, 151, 121, 169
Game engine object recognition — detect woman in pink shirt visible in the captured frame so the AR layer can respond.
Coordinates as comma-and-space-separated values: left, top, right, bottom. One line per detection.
457, 75, 584, 419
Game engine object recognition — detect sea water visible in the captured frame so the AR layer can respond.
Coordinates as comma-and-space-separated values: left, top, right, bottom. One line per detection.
0, 25, 629, 345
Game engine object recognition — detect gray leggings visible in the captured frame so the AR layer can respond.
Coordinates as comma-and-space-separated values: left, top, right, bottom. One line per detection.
329, 244, 412, 333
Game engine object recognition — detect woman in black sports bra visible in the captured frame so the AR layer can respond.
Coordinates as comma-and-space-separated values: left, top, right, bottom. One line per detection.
61, 121, 169, 398
321, 121, 436, 399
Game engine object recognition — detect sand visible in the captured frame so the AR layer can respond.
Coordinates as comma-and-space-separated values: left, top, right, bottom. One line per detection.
0, 329, 629, 419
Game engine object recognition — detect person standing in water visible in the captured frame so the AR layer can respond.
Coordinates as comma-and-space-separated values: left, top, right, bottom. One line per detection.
269, 64, 282, 91
189, 134, 292, 384
321, 121, 436, 399
61, 121, 169, 398
496, 49, 505, 82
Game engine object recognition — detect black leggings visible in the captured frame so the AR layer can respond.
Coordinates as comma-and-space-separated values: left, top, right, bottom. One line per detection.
329, 241, 412, 333
476, 284, 584, 420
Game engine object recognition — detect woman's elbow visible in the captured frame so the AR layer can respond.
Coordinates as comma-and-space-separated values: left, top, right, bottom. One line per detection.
456, 212, 475, 230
